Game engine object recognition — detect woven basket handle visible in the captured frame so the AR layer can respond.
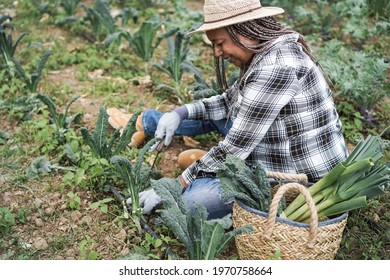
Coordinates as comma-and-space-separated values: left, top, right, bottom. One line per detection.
264, 183, 318, 248
266, 171, 308, 184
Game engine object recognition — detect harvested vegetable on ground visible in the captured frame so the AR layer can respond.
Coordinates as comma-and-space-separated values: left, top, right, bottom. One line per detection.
177, 149, 207, 169
281, 133, 390, 222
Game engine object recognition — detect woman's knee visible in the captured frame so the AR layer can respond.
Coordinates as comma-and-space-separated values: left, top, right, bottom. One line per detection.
182, 178, 233, 219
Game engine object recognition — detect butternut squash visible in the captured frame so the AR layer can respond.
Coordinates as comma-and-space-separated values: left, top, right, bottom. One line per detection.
177, 149, 207, 169
107, 108, 145, 147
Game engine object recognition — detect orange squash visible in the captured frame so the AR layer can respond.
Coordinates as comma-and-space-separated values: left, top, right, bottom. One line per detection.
177, 149, 207, 169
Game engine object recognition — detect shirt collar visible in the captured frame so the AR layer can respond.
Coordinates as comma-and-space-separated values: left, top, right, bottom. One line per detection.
271, 33, 300, 46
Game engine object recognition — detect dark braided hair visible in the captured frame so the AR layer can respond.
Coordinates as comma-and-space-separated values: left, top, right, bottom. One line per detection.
214, 16, 320, 91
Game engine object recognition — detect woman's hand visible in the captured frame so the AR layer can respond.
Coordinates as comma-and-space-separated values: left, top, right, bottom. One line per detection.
155, 111, 181, 147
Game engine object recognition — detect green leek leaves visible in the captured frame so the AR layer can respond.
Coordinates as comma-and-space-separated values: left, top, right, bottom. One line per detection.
283, 134, 390, 222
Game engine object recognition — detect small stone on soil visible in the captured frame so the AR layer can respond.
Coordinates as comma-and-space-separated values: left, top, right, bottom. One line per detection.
32, 237, 49, 250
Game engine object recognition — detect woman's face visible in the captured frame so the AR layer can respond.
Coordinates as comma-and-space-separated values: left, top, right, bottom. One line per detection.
206, 27, 257, 67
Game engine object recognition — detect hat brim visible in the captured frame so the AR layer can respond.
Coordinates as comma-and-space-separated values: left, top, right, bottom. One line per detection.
188, 7, 284, 35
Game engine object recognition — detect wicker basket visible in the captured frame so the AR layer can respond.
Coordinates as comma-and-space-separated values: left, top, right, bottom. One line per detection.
233, 183, 348, 260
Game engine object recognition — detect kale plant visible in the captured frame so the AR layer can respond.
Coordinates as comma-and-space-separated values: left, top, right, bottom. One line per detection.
294, 0, 338, 40
81, 0, 116, 39
115, 7, 139, 26
110, 139, 161, 232
366, 0, 390, 19
59, 0, 81, 16
153, 29, 201, 98
152, 178, 252, 260
36, 93, 82, 145
105, 15, 178, 72
0, 14, 28, 76
0, 94, 42, 121
216, 154, 273, 212
79, 107, 140, 160
57, 0, 138, 43
12, 48, 52, 93
153, 29, 200, 83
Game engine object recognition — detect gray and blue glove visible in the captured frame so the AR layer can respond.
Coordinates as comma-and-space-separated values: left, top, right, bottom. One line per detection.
152, 106, 188, 151
154, 111, 182, 147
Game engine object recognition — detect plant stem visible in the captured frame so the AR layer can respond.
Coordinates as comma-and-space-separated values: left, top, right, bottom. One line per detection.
285, 185, 334, 221
283, 162, 346, 217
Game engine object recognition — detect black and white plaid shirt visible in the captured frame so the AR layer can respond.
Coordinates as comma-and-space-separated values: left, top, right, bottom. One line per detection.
182, 33, 348, 184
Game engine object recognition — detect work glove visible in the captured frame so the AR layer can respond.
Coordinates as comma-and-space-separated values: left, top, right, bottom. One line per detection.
126, 189, 162, 215
154, 111, 181, 147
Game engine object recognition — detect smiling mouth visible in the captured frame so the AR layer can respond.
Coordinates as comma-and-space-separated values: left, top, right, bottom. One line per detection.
224, 57, 232, 62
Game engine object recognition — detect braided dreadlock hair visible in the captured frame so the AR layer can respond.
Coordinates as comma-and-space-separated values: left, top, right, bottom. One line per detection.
213, 16, 319, 92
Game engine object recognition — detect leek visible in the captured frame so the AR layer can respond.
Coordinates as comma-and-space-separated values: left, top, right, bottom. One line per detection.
282, 133, 390, 222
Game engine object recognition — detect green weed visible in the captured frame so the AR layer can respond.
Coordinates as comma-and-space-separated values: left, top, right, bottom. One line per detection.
59, 0, 81, 17
0, 207, 15, 236
89, 197, 115, 214
79, 235, 99, 260
66, 191, 81, 210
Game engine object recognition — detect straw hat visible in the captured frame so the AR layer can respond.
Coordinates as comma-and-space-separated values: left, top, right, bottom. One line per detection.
189, 0, 284, 34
